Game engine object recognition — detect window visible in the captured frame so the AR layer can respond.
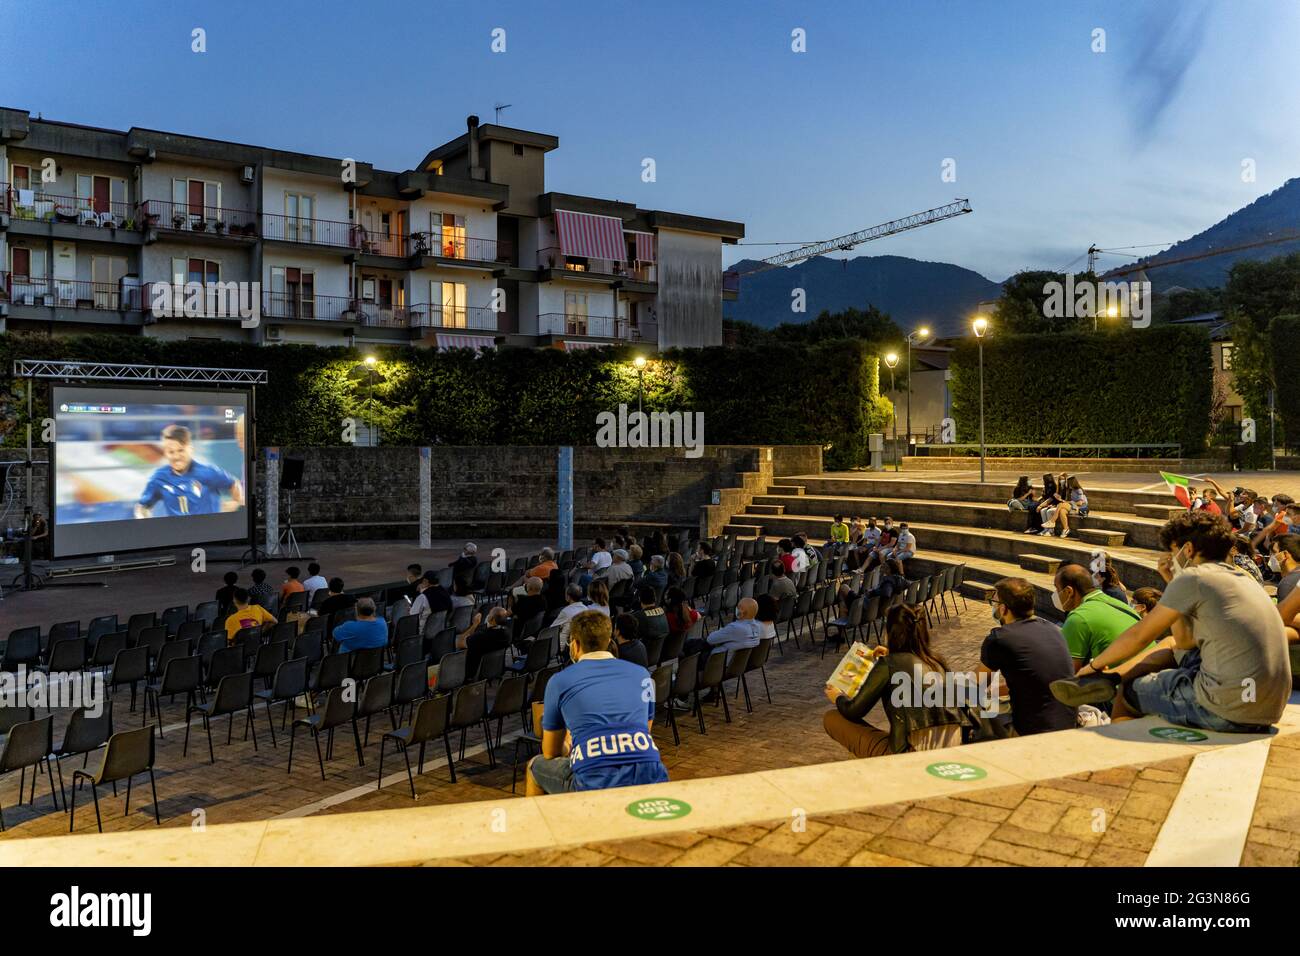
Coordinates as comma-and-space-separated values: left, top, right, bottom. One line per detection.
435, 281, 467, 327
285, 192, 314, 242
172, 178, 221, 226
11, 164, 32, 191
270, 266, 315, 318
77, 175, 127, 214
11, 246, 46, 277
433, 212, 466, 258
564, 291, 590, 334
1220, 344, 1234, 370
91, 255, 128, 308
514, 144, 525, 156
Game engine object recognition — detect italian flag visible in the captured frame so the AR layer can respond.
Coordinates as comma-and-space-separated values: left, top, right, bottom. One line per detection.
1161, 471, 1193, 509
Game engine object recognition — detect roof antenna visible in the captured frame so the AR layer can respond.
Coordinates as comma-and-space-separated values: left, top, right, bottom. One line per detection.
494, 103, 512, 124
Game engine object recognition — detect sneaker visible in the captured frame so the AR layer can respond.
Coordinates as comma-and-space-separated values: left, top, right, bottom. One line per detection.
1038, 528, 1055, 536
1050, 675, 1119, 708
1022, 527, 1040, 535
1058, 528, 1070, 537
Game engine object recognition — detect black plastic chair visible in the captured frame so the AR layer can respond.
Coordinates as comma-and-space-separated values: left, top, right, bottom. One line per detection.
254, 657, 310, 746
126, 612, 157, 646
505, 637, 551, 677
137, 625, 168, 667
356, 672, 396, 746
738, 638, 774, 711
108, 645, 149, 713
0, 715, 57, 830
151, 639, 192, 683
486, 673, 529, 748
85, 615, 118, 647
434, 649, 467, 695
39, 637, 87, 678
475, 647, 507, 684
379, 694, 455, 795
252, 641, 289, 691
146, 655, 202, 736
91, 631, 129, 673
390, 661, 428, 724
160, 605, 189, 637
651, 661, 679, 745
204, 646, 245, 695
70, 726, 159, 833
289, 685, 361, 779
185, 671, 258, 764
293, 630, 324, 671
448, 680, 494, 770
44, 621, 80, 661
193, 601, 219, 630
309, 652, 350, 703
53, 704, 115, 804
349, 646, 384, 682
2, 627, 40, 673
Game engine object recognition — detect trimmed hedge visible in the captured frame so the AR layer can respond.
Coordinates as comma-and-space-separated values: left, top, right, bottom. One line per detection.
0, 332, 890, 469
948, 326, 1214, 453
1271, 315, 1299, 448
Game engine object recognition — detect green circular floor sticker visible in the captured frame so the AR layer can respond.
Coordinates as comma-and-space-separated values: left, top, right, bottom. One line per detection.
926, 761, 987, 782
1150, 726, 1209, 742
627, 798, 692, 821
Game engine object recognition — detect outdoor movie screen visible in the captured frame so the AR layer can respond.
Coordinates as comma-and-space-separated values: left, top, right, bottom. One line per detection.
51, 385, 250, 559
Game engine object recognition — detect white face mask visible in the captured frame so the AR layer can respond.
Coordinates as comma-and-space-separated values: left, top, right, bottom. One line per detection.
1269, 554, 1283, 573
1170, 546, 1193, 577
1051, 590, 1066, 612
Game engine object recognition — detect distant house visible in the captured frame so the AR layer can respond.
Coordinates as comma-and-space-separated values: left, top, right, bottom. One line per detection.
1170, 311, 1243, 422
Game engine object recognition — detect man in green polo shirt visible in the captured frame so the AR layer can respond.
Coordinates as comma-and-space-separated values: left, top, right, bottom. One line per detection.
1052, 564, 1146, 671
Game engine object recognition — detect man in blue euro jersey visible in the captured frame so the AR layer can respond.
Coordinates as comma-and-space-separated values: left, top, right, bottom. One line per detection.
134, 423, 244, 518
527, 610, 669, 795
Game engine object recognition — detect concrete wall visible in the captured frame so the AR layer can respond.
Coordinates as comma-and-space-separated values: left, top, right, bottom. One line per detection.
484, 141, 545, 217
655, 228, 722, 348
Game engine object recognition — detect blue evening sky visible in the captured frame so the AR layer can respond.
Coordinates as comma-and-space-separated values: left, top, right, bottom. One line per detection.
3, 0, 1295, 281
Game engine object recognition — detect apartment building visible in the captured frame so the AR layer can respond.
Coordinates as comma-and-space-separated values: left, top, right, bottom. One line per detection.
0, 110, 743, 351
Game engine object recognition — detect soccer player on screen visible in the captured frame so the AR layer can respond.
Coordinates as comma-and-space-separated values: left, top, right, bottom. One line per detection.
134, 424, 244, 518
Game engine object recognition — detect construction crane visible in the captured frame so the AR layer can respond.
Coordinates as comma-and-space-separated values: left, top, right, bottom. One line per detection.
726, 198, 973, 282
1095, 229, 1300, 281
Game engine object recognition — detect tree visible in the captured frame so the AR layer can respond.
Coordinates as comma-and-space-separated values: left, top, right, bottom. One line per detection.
1224, 253, 1300, 422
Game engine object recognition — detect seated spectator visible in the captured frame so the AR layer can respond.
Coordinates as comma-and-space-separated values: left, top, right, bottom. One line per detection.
1230, 534, 1265, 585
869, 559, 910, 602
510, 576, 548, 644
449, 578, 475, 610
1131, 586, 1164, 617
1269, 534, 1300, 600
552, 584, 591, 642
643, 554, 668, 595
248, 568, 277, 609
755, 593, 779, 641
691, 542, 718, 580
599, 548, 635, 591
1277, 580, 1300, 643
215, 571, 240, 616
1053, 563, 1146, 672
403, 563, 423, 600
627, 544, 645, 579
302, 562, 328, 602
648, 529, 670, 558
776, 539, 798, 574
887, 522, 917, 564
280, 566, 305, 605
527, 547, 559, 582
790, 535, 812, 573
822, 604, 968, 757
1055, 511, 1291, 732
586, 579, 612, 618
979, 577, 1077, 735
666, 551, 687, 588
1095, 559, 1130, 605
1041, 475, 1087, 538
449, 542, 479, 590
612, 613, 649, 667
316, 578, 356, 617
527, 611, 668, 795
588, 538, 613, 573
332, 597, 387, 653
409, 570, 452, 632
768, 561, 797, 599
543, 568, 568, 616
683, 596, 762, 661
829, 514, 850, 545
1025, 472, 1060, 535
663, 586, 700, 637
1008, 476, 1035, 511
452, 606, 510, 677
630, 584, 669, 643
224, 588, 277, 644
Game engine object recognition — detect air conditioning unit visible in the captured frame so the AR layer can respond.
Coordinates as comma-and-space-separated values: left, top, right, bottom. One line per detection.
240, 165, 255, 184
264, 325, 283, 341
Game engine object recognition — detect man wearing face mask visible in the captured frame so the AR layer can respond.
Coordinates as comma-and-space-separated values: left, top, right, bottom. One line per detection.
978, 577, 1077, 735
1055, 511, 1290, 733
1269, 534, 1300, 601
1052, 563, 1145, 673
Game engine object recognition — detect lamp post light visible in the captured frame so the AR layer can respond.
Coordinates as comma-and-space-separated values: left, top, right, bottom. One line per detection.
884, 352, 899, 472
972, 317, 988, 482
633, 355, 647, 416
905, 325, 930, 446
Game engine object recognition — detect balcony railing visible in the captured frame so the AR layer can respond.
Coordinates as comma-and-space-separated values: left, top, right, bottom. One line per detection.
2, 273, 142, 311
537, 312, 642, 340
408, 232, 512, 264
261, 291, 412, 327
138, 199, 258, 236
261, 212, 359, 249
410, 304, 499, 331
2, 182, 136, 228
537, 248, 655, 281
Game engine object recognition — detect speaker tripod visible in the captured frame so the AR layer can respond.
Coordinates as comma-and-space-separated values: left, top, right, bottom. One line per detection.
276, 489, 303, 558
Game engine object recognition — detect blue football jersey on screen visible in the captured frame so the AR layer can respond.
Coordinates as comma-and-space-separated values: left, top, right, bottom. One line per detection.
138, 461, 236, 516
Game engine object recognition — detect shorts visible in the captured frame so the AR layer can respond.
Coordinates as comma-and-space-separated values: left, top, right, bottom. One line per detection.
1069, 503, 1089, 516
1125, 663, 1270, 734
529, 755, 578, 794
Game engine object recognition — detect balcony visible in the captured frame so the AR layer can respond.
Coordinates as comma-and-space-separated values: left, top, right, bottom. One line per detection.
138, 199, 258, 239
537, 312, 640, 341
410, 304, 499, 332
261, 212, 359, 250
537, 247, 655, 283
261, 291, 412, 327
3, 182, 138, 231
2, 273, 142, 312
408, 232, 513, 266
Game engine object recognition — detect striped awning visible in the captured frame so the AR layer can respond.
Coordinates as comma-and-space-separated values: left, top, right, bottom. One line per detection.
562, 340, 605, 351
555, 210, 626, 262
628, 231, 656, 263
436, 333, 495, 351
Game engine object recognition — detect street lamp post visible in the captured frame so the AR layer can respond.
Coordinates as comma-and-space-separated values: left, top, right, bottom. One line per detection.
905, 326, 930, 446
884, 352, 899, 472
633, 355, 646, 416
972, 318, 988, 482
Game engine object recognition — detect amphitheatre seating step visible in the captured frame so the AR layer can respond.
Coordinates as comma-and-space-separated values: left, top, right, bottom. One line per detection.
1019, 553, 1062, 574
1075, 527, 1127, 547
1133, 503, 1188, 521
745, 494, 1165, 550
906, 551, 1062, 619
962, 580, 997, 602
767, 484, 805, 495
746, 504, 785, 515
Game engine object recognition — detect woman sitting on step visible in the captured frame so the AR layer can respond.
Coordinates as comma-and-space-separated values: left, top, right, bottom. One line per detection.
822, 604, 974, 759
1041, 475, 1088, 538
1024, 471, 1059, 535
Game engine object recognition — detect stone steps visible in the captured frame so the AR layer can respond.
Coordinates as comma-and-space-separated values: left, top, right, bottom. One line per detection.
1019, 553, 1062, 574
1134, 503, 1188, 521
767, 484, 805, 496
1076, 527, 1127, 547
746, 504, 785, 515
